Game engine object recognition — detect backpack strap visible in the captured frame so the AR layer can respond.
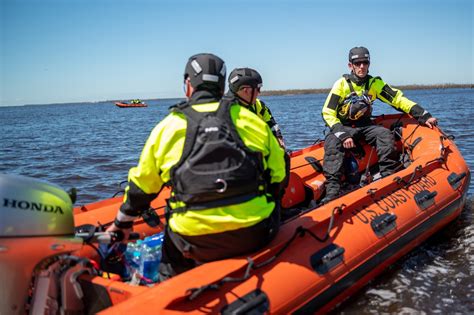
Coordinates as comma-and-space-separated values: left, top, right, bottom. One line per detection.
168, 100, 188, 111
364, 75, 376, 92
214, 94, 235, 119
367, 75, 380, 91
216, 95, 265, 178
343, 74, 356, 95
344, 74, 377, 95
214, 95, 248, 149
172, 103, 204, 169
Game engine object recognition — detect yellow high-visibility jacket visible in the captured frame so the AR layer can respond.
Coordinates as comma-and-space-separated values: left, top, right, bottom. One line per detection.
119, 93, 286, 236
322, 75, 430, 130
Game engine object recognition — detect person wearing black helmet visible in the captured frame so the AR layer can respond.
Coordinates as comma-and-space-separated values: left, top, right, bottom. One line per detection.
107, 53, 286, 281
228, 67, 286, 147
320, 46, 438, 203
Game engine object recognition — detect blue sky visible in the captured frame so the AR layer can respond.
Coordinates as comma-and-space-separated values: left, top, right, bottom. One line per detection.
1, 0, 472, 106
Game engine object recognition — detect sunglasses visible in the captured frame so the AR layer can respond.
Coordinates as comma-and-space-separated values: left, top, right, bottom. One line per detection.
353, 61, 370, 66
239, 86, 261, 92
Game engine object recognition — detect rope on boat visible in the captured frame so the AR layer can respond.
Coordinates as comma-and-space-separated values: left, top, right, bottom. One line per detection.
392, 165, 423, 188
360, 147, 375, 186
437, 127, 455, 140
187, 257, 255, 301
393, 125, 455, 189
312, 138, 323, 145
112, 190, 125, 197
112, 180, 128, 197
424, 133, 453, 166
402, 124, 421, 150
186, 205, 343, 301
290, 158, 324, 171
395, 127, 454, 187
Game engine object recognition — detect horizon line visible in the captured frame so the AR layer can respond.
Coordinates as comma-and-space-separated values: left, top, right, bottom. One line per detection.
2, 83, 472, 108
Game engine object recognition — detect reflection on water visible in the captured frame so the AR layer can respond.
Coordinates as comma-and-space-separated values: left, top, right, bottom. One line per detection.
0, 88, 473, 313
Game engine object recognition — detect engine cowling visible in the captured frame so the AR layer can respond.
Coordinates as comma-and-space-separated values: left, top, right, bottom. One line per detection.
0, 174, 82, 314
0, 174, 75, 236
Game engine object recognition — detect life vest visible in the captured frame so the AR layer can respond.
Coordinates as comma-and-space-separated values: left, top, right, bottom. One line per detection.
337, 74, 373, 125
169, 96, 266, 212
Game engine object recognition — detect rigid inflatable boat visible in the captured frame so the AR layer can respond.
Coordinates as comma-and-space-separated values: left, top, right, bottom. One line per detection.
1, 114, 469, 314
115, 102, 147, 108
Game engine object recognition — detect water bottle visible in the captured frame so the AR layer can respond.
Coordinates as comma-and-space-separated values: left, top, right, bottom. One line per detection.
124, 240, 143, 277
345, 154, 360, 184
139, 232, 164, 283
140, 245, 160, 283
143, 232, 164, 247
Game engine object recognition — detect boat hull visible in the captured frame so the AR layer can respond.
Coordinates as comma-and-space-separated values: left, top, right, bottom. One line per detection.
71, 114, 470, 314
115, 102, 147, 108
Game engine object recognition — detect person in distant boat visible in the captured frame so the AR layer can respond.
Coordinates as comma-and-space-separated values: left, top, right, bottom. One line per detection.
227, 68, 286, 148
131, 99, 141, 104
107, 53, 286, 281
320, 46, 438, 203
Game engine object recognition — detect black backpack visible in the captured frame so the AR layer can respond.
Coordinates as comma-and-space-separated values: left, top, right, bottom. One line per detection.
169, 96, 266, 212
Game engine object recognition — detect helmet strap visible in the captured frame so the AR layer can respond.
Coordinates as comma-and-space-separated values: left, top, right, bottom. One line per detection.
184, 79, 193, 98
236, 94, 251, 106
235, 87, 255, 106
250, 88, 257, 105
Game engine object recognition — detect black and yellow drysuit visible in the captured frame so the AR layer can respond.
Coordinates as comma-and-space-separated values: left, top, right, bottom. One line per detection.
321, 74, 433, 200
116, 90, 286, 280
250, 98, 284, 145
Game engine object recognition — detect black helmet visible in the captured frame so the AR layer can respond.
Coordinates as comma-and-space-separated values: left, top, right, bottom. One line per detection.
349, 47, 370, 63
228, 68, 263, 93
184, 53, 226, 92
343, 93, 372, 121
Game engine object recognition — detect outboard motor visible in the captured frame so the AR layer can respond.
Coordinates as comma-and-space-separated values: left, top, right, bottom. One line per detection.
0, 174, 82, 314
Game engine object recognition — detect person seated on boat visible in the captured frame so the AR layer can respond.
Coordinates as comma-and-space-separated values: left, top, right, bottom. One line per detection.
320, 46, 438, 203
131, 99, 141, 104
227, 67, 286, 148
106, 53, 286, 281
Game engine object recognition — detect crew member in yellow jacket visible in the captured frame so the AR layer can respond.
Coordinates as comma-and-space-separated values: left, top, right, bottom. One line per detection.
321, 46, 438, 203
227, 67, 286, 147
107, 53, 286, 281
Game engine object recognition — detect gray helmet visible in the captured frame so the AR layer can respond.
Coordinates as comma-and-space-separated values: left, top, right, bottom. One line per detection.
228, 68, 263, 93
184, 53, 226, 92
349, 47, 370, 63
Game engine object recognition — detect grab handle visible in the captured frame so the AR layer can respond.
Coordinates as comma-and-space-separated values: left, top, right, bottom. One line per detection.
311, 244, 345, 274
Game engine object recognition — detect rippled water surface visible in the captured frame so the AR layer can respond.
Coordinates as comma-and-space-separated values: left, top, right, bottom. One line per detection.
1, 88, 473, 313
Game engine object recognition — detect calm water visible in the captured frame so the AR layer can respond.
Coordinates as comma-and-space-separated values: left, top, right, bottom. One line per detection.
1, 88, 473, 313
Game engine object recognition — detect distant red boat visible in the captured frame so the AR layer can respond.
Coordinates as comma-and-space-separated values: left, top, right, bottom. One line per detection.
115, 102, 147, 108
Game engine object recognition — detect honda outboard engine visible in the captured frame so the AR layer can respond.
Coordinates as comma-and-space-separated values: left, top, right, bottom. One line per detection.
0, 174, 82, 314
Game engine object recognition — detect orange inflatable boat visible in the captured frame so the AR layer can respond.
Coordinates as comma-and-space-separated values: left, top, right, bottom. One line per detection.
68, 115, 470, 314
115, 102, 148, 108
69, 114, 470, 314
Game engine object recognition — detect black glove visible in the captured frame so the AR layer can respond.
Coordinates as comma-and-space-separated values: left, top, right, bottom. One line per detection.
409, 104, 432, 124
331, 123, 356, 142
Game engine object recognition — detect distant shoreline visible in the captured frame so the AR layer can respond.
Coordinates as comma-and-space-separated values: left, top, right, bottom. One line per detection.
259, 83, 473, 97
4, 84, 472, 107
